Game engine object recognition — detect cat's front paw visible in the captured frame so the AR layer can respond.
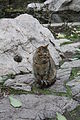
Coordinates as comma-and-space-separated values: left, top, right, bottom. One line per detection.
40, 80, 50, 87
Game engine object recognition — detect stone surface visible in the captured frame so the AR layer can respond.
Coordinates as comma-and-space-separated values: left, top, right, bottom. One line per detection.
66, 76, 80, 103
0, 14, 61, 76
50, 68, 71, 92
66, 76, 80, 96
60, 0, 80, 12
61, 42, 80, 53
27, 0, 72, 12
4, 68, 72, 92
4, 74, 34, 91
74, 93, 80, 103
27, 3, 44, 11
61, 60, 80, 68
43, 22, 80, 27
27, 0, 80, 12
51, 14, 62, 23
56, 68, 71, 82
0, 94, 78, 120
44, 0, 72, 11
56, 39, 70, 44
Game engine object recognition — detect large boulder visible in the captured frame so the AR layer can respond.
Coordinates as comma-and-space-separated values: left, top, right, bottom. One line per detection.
0, 14, 61, 76
44, 0, 72, 11
27, 0, 80, 12
60, 0, 80, 12
44, 0, 80, 12
27, 0, 72, 11
0, 94, 78, 120
27, 3, 44, 11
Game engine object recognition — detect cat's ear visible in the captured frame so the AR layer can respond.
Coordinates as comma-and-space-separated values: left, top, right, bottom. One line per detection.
44, 44, 49, 48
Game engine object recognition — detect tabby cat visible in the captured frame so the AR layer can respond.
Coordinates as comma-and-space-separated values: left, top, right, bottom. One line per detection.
33, 44, 56, 87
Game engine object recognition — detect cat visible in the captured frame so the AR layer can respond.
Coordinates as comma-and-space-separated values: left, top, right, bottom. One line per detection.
33, 44, 56, 87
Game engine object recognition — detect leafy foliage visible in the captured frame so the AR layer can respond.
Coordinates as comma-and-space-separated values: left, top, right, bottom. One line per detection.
70, 68, 80, 80
56, 112, 67, 120
9, 95, 22, 108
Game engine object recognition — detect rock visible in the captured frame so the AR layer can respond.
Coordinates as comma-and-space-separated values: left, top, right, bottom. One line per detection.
44, 0, 57, 5
27, 3, 44, 11
50, 68, 71, 92
74, 93, 80, 103
50, 39, 70, 50
51, 14, 62, 23
66, 76, 80, 96
0, 94, 78, 120
61, 42, 80, 53
45, 0, 80, 12
4, 68, 72, 92
66, 76, 80, 103
27, 0, 72, 12
56, 68, 72, 82
60, 0, 80, 12
46, 0, 80, 12
4, 68, 71, 92
61, 60, 80, 68
44, 0, 72, 11
4, 74, 34, 91
43, 22, 80, 27
0, 14, 61, 76
50, 80, 67, 93
56, 39, 71, 45
27, 0, 80, 12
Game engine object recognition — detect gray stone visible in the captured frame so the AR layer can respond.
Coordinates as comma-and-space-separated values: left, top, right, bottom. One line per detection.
0, 14, 61, 76
61, 42, 80, 53
43, 22, 80, 27
61, 60, 80, 68
50, 68, 71, 92
27, 0, 80, 12
74, 93, 80, 103
0, 94, 78, 120
56, 68, 72, 81
56, 39, 70, 45
27, 3, 44, 11
44, 0, 57, 5
60, 0, 80, 12
50, 14, 62, 23
50, 80, 67, 92
4, 68, 72, 92
45, 0, 80, 12
50, 39, 70, 51
4, 74, 34, 91
27, 0, 72, 12
66, 76, 80, 96
44, 0, 72, 11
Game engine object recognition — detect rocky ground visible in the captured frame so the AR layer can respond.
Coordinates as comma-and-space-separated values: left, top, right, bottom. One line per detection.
0, 14, 80, 120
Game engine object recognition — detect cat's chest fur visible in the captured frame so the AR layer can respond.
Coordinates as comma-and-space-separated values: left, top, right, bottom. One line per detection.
34, 61, 50, 75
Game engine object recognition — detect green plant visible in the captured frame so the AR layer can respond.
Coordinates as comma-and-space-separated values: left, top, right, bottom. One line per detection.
70, 68, 80, 80
9, 95, 22, 108
65, 85, 72, 99
56, 112, 67, 120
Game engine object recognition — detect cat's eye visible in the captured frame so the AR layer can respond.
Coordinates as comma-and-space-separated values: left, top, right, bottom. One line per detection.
38, 53, 42, 56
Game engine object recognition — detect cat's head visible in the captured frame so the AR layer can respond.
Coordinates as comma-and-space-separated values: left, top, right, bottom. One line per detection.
36, 44, 50, 64
37, 44, 49, 51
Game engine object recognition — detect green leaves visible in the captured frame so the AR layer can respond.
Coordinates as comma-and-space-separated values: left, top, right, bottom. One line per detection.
0, 77, 4, 83
56, 112, 67, 120
9, 95, 22, 108
0, 76, 8, 83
